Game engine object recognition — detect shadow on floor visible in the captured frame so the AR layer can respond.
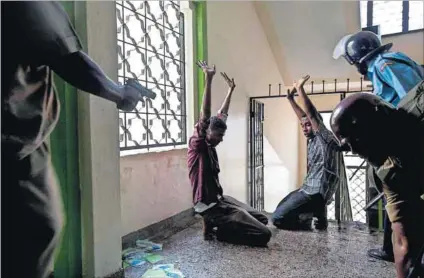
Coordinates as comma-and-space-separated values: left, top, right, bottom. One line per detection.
125, 220, 395, 278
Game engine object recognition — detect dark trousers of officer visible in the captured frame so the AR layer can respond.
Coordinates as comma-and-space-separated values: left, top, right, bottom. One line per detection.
200, 195, 271, 247
383, 204, 394, 255
2, 142, 63, 278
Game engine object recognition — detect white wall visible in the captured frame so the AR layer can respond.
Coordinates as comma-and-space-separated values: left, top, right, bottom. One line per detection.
76, 2, 122, 277
261, 98, 299, 211
120, 150, 192, 236
384, 31, 424, 64
259, 1, 360, 83
256, 1, 423, 85
206, 1, 284, 203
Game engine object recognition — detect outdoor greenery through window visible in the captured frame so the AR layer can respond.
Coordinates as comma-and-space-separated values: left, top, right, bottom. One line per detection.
360, 1, 424, 36
116, 1, 187, 151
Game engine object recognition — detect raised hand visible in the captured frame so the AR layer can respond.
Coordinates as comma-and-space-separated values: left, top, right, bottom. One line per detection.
287, 87, 296, 100
220, 72, 236, 90
294, 75, 310, 90
118, 78, 157, 112
196, 60, 216, 78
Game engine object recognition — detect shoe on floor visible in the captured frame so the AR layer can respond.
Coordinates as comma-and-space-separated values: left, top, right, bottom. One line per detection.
202, 219, 216, 241
297, 214, 313, 231
367, 248, 394, 262
314, 217, 328, 230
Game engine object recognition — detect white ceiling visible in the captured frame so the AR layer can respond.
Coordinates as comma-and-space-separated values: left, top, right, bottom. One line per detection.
254, 1, 364, 85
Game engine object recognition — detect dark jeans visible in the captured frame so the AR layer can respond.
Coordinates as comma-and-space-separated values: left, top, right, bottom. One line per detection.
200, 195, 271, 247
271, 189, 326, 230
2, 143, 63, 278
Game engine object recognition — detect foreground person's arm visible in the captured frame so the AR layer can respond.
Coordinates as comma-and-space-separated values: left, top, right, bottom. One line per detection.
50, 51, 156, 112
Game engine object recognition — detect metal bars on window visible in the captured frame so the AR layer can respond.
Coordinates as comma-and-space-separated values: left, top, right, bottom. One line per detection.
116, 1, 187, 151
361, 1, 424, 36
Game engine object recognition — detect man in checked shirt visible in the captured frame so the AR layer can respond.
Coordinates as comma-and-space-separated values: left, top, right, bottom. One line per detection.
187, 61, 271, 247
271, 75, 348, 230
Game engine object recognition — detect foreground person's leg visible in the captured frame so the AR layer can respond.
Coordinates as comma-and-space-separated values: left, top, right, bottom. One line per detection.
4, 144, 63, 278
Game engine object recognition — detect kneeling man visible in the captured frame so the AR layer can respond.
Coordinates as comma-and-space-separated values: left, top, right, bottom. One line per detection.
188, 61, 271, 246
272, 75, 348, 230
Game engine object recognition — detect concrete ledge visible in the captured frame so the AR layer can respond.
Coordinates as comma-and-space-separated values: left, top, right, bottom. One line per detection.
122, 208, 198, 249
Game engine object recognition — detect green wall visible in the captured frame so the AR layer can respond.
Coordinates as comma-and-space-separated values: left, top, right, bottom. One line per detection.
49, 2, 208, 276
194, 1, 208, 112
50, 2, 83, 277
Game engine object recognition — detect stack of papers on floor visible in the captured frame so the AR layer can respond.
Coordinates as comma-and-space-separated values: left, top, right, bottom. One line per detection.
122, 247, 147, 268
136, 239, 163, 251
124, 239, 185, 277
142, 264, 185, 278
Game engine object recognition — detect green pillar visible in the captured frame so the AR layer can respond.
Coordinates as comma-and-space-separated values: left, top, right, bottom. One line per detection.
194, 1, 208, 112
50, 1, 82, 277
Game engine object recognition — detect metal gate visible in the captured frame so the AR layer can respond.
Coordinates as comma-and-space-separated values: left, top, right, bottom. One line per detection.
248, 99, 265, 211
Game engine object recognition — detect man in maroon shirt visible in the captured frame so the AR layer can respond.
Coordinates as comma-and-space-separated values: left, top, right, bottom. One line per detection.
187, 61, 271, 247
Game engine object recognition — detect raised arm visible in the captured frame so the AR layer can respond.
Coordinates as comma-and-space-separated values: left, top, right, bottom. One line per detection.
197, 60, 216, 119
218, 72, 236, 116
295, 75, 321, 132
287, 87, 307, 121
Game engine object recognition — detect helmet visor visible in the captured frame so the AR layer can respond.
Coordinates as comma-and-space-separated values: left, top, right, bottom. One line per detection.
332, 34, 353, 60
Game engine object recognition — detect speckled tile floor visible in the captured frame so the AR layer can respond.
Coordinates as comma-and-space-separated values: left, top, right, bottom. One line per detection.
124, 220, 395, 278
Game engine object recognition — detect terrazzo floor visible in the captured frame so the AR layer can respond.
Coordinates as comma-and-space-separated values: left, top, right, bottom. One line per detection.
124, 220, 395, 278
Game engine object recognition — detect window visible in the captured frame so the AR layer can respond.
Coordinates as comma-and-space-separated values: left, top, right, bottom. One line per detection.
360, 1, 424, 36
116, 1, 187, 151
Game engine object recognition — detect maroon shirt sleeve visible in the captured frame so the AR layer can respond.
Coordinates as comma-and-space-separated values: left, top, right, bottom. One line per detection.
189, 116, 209, 151
187, 117, 209, 204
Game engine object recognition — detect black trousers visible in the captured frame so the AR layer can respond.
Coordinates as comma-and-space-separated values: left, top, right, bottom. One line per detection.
201, 195, 271, 247
2, 143, 63, 278
271, 189, 326, 230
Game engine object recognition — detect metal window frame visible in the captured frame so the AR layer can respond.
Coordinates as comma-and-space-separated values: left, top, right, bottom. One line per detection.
364, 0, 423, 37
117, 1, 188, 151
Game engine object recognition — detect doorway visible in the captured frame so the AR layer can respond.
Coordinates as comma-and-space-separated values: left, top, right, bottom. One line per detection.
320, 112, 368, 223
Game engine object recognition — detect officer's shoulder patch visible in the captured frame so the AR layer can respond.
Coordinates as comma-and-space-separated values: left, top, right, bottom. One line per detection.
380, 61, 394, 72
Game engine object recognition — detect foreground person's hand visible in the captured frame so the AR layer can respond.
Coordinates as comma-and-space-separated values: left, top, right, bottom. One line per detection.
118, 78, 157, 112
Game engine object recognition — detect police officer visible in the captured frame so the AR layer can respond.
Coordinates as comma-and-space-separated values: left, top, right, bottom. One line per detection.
333, 30, 424, 263
330, 91, 424, 278
1, 2, 155, 277
333, 30, 423, 106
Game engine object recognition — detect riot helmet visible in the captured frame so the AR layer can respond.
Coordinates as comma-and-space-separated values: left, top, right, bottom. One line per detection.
333, 31, 393, 75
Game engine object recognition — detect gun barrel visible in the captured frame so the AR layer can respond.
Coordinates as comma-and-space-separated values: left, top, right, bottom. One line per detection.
363, 192, 385, 211
140, 89, 156, 100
